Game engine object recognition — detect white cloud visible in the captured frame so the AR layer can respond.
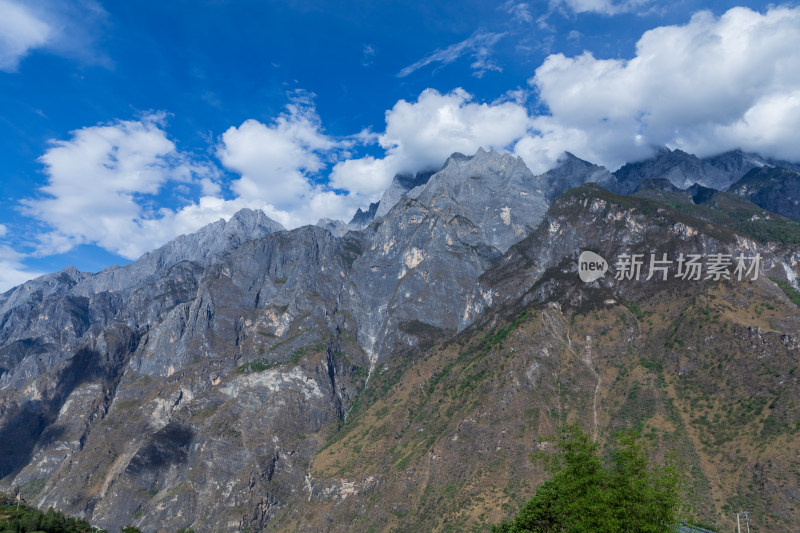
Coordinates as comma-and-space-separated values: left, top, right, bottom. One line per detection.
329, 156, 398, 198
216, 94, 369, 227
22, 114, 222, 259
516, 6, 800, 170
0, 0, 108, 71
398, 31, 506, 78
218, 97, 336, 209
0, 0, 52, 71
330, 88, 532, 195
383, 89, 530, 171
17, 95, 373, 263
503, 2, 534, 23
0, 224, 6, 237
550, 0, 652, 16
0, 245, 45, 293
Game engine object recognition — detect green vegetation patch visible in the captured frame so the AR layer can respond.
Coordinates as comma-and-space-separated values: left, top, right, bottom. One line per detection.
492, 425, 683, 533
769, 277, 800, 307
18, 478, 46, 500
236, 342, 328, 373
0, 492, 107, 533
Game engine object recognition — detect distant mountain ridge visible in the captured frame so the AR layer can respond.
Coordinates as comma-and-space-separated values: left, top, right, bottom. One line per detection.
610, 147, 770, 194
335, 147, 800, 236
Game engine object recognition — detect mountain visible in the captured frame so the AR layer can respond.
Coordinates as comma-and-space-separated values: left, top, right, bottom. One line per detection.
0, 149, 550, 531
611, 148, 770, 195
631, 180, 800, 247
315, 169, 434, 236
532, 151, 615, 201
348, 201, 379, 227
303, 184, 800, 532
1, 148, 800, 532
374, 169, 435, 220
728, 166, 800, 222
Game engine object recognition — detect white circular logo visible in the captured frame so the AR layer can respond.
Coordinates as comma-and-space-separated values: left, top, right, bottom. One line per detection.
578, 251, 608, 282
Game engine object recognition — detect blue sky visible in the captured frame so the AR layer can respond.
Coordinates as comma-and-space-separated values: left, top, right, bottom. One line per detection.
1, 0, 798, 290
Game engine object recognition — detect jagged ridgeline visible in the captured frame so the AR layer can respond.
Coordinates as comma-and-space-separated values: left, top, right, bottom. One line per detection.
1, 148, 799, 532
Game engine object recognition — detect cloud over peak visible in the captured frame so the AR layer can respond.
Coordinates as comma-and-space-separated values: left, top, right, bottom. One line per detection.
517, 5, 800, 170
331, 88, 531, 194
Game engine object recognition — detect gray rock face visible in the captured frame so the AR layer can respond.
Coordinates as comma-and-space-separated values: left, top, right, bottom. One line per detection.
374, 169, 435, 219
705, 149, 771, 178
532, 152, 615, 202
320, 149, 551, 368
348, 201, 379, 227
316, 203, 379, 236
406, 148, 549, 253
315, 170, 431, 236
611, 148, 770, 194
728, 166, 800, 222
74, 208, 285, 296
0, 209, 284, 371
472, 182, 800, 325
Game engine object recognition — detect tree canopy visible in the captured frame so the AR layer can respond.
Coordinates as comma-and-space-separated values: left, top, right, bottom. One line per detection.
493, 425, 682, 533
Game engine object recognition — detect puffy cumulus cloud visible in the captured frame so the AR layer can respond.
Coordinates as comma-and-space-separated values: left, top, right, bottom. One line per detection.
0, 245, 45, 293
331, 88, 531, 194
517, 6, 800, 170
17, 96, 371, 269
216, 96, 368, 228
329, 156, 397, 198
218, 98, 336, 209
514, 121, 596, 174
0, 0, 52, 71
384, 89, 530, 170
22, 114, 226, 259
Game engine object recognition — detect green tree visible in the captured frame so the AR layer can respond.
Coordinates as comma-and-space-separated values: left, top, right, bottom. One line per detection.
493, 425, 681, 533
608, 430, 681, 532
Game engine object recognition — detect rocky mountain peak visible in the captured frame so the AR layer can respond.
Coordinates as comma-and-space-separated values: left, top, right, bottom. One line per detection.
223, 207, 284, 236
411, 148, 531, 202
532, 151, 615, 201
397, 148, 547, 253
372, 169, 436, 220
437, 147, 527, 179
611, 146, 767, 194
705, 149, 769, 175
348, 202, 379, 227
48, 208, 283, 298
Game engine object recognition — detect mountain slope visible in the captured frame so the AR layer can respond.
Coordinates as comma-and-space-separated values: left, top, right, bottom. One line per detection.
300, 184, 800, 532
729, 166, 800, 223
